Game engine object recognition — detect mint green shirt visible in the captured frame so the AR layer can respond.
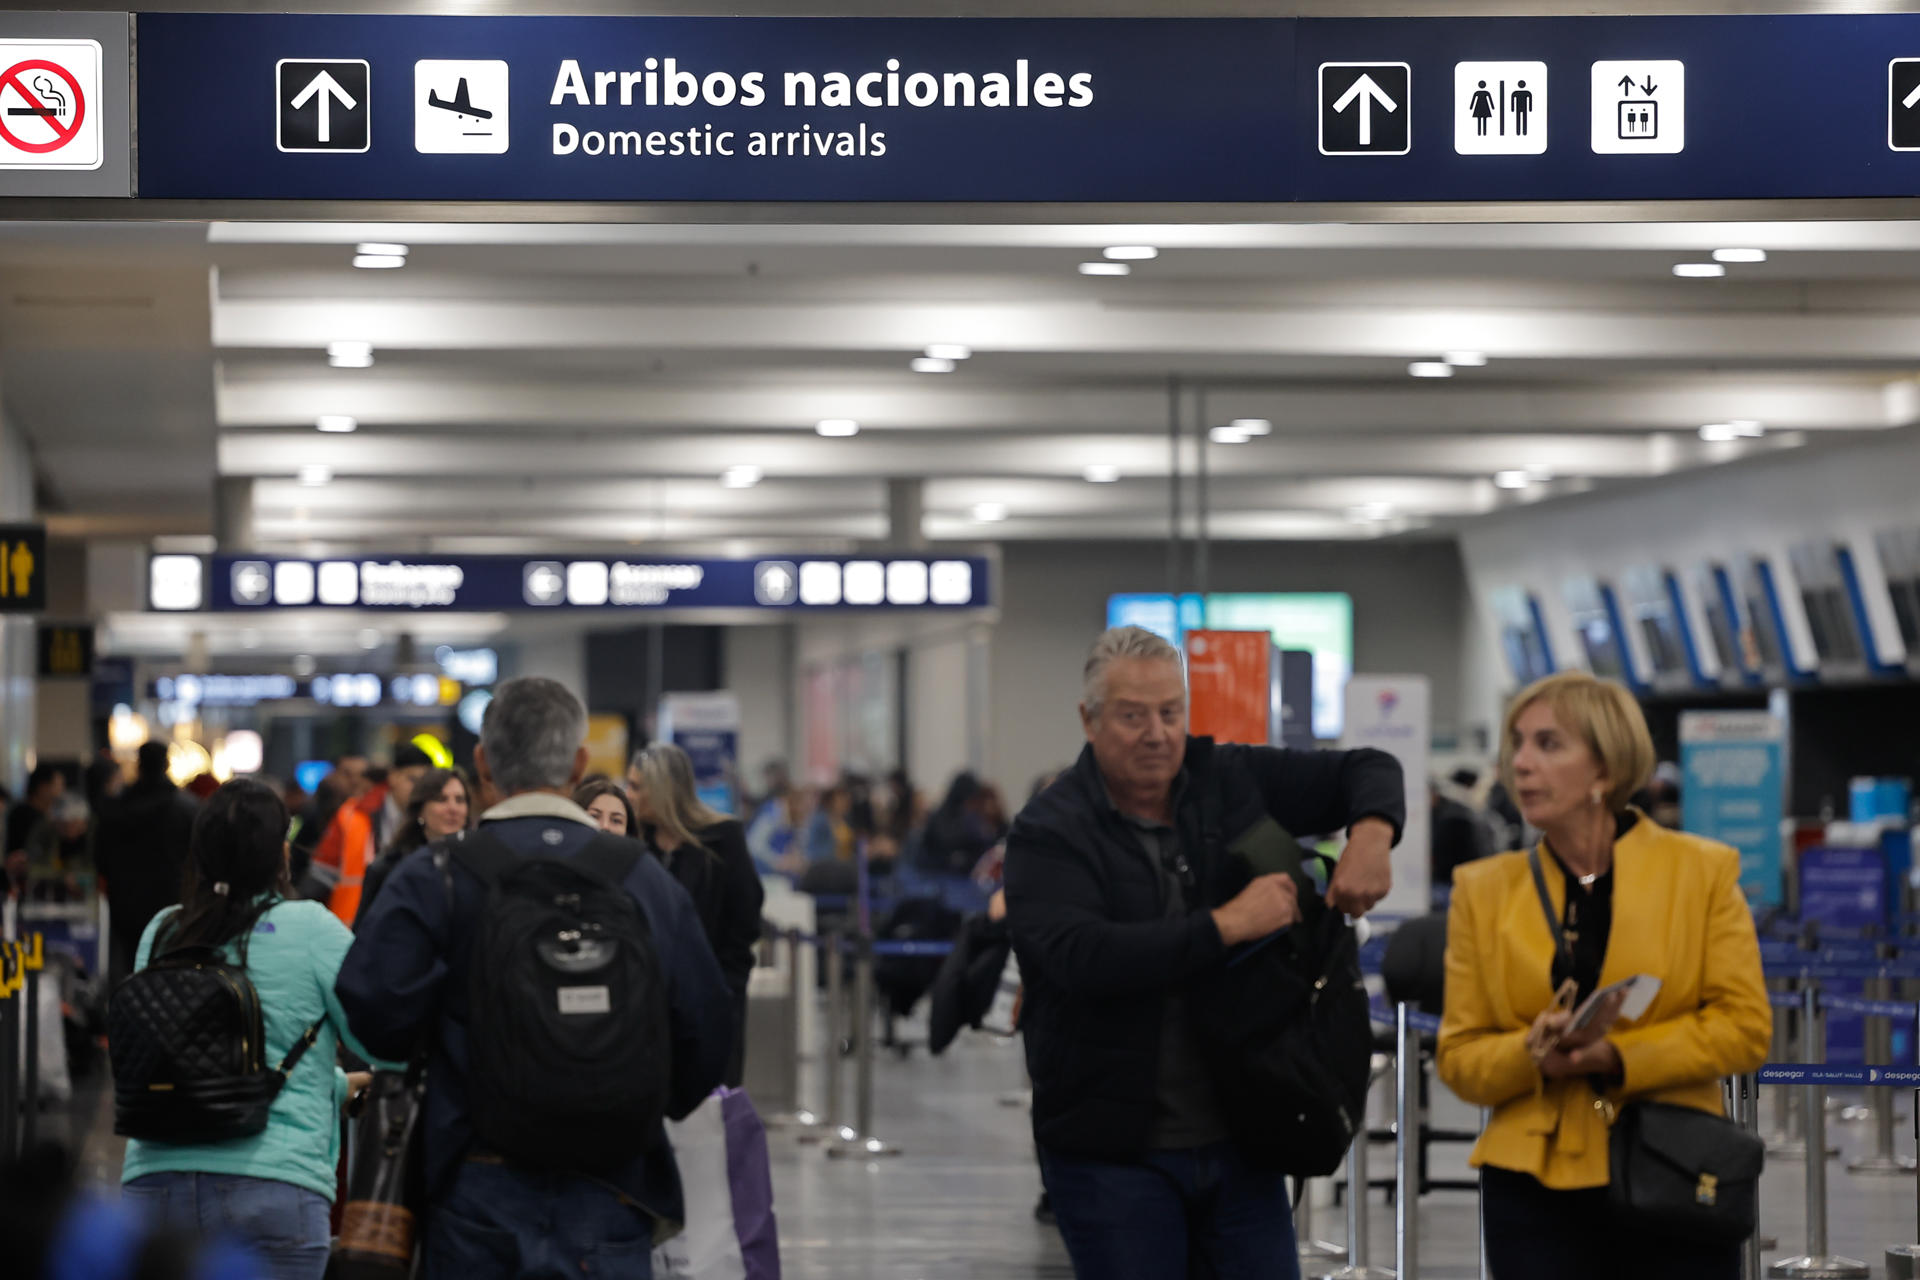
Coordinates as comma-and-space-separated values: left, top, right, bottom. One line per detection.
121, 898, 394, 1201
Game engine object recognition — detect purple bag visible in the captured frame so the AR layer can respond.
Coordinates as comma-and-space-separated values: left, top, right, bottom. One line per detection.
654, 1088, 781, 1280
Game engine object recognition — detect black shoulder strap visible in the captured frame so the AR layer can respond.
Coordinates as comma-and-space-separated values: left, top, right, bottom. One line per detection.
272, 1018, 326, 1084
448, 826, 521, 889
1527, 846, 1575, 972
571, 832, 643, 889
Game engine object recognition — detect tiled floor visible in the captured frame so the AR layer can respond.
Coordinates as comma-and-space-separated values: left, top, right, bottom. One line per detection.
48, 1015, 1920, 1279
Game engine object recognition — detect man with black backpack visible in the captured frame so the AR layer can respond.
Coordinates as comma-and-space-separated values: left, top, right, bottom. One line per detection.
1004, 627, 1406, 1280
337, 676, 733, 1278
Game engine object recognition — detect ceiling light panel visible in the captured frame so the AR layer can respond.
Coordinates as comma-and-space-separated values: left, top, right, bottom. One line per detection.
1078, 262, 1130, 276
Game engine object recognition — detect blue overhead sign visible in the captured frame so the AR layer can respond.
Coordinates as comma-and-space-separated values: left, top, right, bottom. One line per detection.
131, 13, 1920, 203
150, 554, 991, 614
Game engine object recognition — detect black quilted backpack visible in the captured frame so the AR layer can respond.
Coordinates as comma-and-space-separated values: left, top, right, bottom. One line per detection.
108, 943, 321, 1143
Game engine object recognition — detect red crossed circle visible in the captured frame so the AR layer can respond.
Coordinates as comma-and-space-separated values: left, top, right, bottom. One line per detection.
0, 59, 86, 154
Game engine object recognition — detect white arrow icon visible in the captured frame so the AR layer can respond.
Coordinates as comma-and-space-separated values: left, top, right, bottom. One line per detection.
1333, 73, 1399, 146
290, 70, 357, 143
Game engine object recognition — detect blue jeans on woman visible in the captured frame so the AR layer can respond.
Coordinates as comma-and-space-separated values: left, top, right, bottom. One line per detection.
1038, 1142, 1301, 1280
123, 1171, 331, 1280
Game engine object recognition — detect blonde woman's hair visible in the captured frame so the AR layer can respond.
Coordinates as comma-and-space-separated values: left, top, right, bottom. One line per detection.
628, 742, 727, 854
1499, 671, 1656, 814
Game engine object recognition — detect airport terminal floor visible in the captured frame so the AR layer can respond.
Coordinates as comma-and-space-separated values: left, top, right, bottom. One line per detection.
14, 3, 1920, 1280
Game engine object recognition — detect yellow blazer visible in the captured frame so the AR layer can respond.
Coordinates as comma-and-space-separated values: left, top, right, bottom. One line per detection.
1435, 814, 1772, 1190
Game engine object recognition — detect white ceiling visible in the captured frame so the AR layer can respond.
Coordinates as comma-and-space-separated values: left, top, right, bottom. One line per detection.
7, 218, 1920, 549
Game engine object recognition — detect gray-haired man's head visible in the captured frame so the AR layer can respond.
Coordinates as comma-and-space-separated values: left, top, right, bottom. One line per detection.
1080, 626, 1188, 801
477, 676, 589, 799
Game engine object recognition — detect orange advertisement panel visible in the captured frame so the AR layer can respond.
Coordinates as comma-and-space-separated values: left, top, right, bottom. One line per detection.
1186, 630, 1272, 746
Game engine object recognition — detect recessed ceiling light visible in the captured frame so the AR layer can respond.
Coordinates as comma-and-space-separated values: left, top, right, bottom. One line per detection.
1494, 470, 1531, 490
972, 502, 1008, 522
1103, 245, 1159, 261
355, 242, 409, 258
1347, 503, 1396, 523
351, 254, 407, 270
1228, 418, 1273, 436
1078, 262, 1131, 276
910, 357, 956, 374
924, 343, 971, 361
1712, 248, 1767, 264
315, 414, 357, 433
327, 340, 373, 368
1083, 463, 1121, 483
720, 464, 762, 488
815, 418, 859, 437
1673, 262, 1727, 279
297, 464, 333, 487
1444, 350, 1488, 367
1699, 420, 1766, 442
1409, 361, 1454, 378
1209, 425, 1253, 444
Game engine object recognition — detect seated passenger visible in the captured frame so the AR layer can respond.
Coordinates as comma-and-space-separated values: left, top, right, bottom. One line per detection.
1004, 626, 1404, 1280
1437, 672, 1770, 1280
119, 778, 385, 1280
338, 677, 732, 1279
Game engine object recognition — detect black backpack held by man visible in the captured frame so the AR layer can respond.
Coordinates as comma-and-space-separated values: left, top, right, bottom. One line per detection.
108, 944, 322, 1142
1188, 807, 1373, 1178
451, 828, 672, 1173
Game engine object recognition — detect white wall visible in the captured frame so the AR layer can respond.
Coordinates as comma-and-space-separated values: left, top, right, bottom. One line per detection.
508, 629, 587, 700
722, 622, 792, 780
1455, 427, 1920, 735
986, 539, 1472, 800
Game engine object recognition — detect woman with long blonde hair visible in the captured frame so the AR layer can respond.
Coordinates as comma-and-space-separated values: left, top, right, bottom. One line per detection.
627, 743, 765, 1086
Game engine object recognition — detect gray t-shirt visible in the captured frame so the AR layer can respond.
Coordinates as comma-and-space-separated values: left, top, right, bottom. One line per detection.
1126, 818, 1229, 1150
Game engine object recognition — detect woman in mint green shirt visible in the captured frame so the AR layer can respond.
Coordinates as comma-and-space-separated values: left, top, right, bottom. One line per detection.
122, 778, 390, 1280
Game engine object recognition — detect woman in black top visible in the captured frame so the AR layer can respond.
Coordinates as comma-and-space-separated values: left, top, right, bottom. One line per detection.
622, 745, 765, 1087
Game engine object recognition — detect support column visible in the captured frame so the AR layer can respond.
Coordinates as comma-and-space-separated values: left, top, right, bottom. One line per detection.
213, 477, 255, 553
886, 478, 926, 549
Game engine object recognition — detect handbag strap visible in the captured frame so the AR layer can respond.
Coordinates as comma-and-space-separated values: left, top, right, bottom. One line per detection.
1527, 846, 1576, 975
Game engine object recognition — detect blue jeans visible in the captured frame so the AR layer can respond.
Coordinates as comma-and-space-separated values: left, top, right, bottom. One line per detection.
1039, 1143, 1300, 1280
123, 1171, 331, 1280
427, 1159, 654, 1280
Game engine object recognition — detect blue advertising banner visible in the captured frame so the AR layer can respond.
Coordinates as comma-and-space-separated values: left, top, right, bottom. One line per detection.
1680, 710, 1786, 906
131, 13, 1920, 204
152, 553, 991, 614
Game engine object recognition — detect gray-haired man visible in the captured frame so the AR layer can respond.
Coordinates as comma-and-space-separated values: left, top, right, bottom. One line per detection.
339, 676, 732, 1279
1005, 626, 1406, 1280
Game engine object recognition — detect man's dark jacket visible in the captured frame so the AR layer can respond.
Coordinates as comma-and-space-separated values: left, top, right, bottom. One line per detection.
93, 778, 197, 946
1004, 736, 1405, 1160
335, 801, 734, 1232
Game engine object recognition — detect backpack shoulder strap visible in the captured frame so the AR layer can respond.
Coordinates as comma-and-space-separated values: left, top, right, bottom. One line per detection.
272, 1018, 327, 1084
571, 832, 643, 890
448, 827, 521, 889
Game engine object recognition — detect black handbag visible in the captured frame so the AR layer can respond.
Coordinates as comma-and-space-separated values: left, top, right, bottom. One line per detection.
328, 1067, 429, 1280
1526, 849, 1763, 1243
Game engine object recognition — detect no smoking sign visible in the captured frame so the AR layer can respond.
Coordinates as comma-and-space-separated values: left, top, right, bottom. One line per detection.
0, 39, 101, 170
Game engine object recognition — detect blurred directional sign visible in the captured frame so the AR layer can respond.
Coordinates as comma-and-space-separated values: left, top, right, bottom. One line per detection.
0, 522, 47, 613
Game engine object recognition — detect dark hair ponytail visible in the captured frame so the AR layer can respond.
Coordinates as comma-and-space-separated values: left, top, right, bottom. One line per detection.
157, 778, 293, 967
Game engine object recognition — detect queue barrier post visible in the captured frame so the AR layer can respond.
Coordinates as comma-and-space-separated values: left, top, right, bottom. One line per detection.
767, 928, 824, 1136
20, 934, 40, 1153
1393, 1004, 1420, 1280
1769, 986, 1870, 1279
825, 934, 901, 1160
801, 928, 846, 1147
0, 940, 18, 1161
1847, 971, 1916, 1176
1313, 1056, 1395, 1280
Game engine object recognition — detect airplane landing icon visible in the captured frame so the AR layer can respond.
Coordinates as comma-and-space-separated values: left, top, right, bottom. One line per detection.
414, 59, 508, 153
428, 77, 492, 121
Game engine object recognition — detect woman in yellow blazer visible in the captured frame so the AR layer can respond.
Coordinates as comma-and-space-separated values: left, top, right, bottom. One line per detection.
1436, 672, 1770, 1280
